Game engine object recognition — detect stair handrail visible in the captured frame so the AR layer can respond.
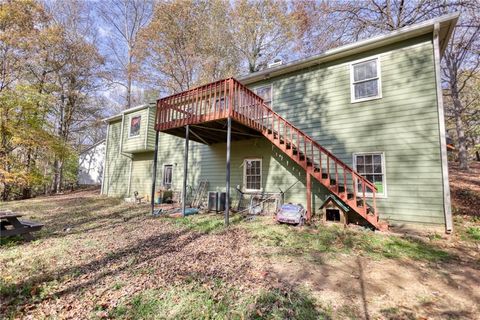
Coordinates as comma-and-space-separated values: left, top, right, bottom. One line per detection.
231, 78, 378, 193
156, 77, 378, 193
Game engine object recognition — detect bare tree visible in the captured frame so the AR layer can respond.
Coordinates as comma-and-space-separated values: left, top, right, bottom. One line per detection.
45, 0, 105, 192
311, 0, 478, 170
139, 0, 238, 94
324, 0, 461, 40
228, 0, 296, 73
97, 0, 153, 109
443, 5, 480, 170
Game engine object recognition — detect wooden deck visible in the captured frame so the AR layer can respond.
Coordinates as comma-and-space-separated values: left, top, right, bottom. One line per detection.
155, 78, 387, 230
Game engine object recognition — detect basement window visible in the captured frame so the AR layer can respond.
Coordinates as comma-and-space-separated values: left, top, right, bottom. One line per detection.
350, 57, 382, 103
163, 165, 173, 189
353, 152, 386, 197
244, 159, 262, 192
129, 115, 141, 137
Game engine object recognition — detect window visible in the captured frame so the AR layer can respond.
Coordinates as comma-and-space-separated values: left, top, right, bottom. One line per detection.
350, 57, 381, 102
129, 115, 141, 137
163, 165, 173, 188
255, 85, 272, 107
244, 159, 262, 191
353, 152, 386, 197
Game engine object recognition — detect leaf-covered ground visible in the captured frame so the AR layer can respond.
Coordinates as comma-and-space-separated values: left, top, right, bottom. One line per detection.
1, 163, 479, 319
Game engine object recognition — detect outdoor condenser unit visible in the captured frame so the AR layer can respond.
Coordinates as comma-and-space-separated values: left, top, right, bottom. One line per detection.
207, 192, 229, 212
218, 192, 227, 212
208, 192, 219, 212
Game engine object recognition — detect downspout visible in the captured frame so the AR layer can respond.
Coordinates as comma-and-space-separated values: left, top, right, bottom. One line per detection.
433, 23, 453, 233
100, 124, 110, 195
144, 106, 150, 150
119, 113, 134, 198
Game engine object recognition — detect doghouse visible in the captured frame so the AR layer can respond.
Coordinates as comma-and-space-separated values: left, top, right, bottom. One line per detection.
320, 195, 350, 227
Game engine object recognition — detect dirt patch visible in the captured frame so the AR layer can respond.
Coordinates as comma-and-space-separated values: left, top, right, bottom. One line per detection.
268, 253, 480, 319
1, 191, 271, 318
2, 174, 480, 319
449, 161, 480, 218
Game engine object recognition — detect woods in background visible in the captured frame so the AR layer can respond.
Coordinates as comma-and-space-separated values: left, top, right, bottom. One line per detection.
1, 0, 479, 200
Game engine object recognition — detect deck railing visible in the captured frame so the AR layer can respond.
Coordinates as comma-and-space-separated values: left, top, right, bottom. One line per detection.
156, 78, 380, 227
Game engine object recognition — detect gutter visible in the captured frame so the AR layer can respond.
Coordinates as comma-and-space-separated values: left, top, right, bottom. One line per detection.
238, 12, 459, 85
101, 104, 149, 123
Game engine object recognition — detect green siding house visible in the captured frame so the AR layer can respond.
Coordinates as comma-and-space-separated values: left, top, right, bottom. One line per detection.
102, 14, 458, 232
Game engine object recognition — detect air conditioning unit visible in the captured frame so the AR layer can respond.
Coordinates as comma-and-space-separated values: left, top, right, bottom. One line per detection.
208, 192, 219, 212
207, 191, 230, 212
218, 192, 227, 212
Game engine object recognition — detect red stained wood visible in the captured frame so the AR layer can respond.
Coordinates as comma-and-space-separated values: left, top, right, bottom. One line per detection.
155, 78, 386, 230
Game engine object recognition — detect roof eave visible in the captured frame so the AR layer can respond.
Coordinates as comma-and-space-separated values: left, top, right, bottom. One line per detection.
238, 12, 459, 85
101, 104, 153, 123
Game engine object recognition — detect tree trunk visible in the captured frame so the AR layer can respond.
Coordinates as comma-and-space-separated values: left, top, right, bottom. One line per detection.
452, 97, 469, 170
21, 147, 33, 199
127, 70, 132, 109
2, 185, 10, 201
55, 159, 63, 193
52, 158, 59, 193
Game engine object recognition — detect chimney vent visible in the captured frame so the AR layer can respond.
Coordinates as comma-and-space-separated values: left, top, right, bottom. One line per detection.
267, 59, 283, 68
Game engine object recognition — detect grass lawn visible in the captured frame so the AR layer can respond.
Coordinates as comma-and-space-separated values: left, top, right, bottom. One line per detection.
1, 163, 479, 319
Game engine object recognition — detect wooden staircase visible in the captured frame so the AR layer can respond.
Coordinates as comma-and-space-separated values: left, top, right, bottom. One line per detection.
156, 78, 388, 231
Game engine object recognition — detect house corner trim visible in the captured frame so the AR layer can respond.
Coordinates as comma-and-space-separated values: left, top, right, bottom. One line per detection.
433, 23, 453, 233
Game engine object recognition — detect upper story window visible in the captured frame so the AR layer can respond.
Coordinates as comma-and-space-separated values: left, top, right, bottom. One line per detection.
244, 158, 262, 191
350, 57, 382, 103
353, 152, 386, 198
129, 115, 141, 137
255, 85, 272, 107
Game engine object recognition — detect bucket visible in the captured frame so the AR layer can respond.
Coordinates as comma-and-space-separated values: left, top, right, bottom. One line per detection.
155, 191, 163, 204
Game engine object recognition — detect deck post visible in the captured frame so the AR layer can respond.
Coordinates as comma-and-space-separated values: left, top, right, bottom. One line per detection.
306, 172, 312, 222
225, 117, 231, 226
182, 125, 189, 216
151, 130, 160, 215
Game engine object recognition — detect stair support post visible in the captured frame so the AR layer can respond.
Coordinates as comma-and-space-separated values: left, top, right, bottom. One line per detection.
225, 117, 232, 226
182, 125, 189, 216
151, 130, 160, 215
306, 172, 312, 222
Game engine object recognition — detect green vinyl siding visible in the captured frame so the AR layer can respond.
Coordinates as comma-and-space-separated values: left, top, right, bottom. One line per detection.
103, 119, 131, 198
122, 107, 156, 153
146, 106, 158, 150
245, 34, 445, 225
104, 33, 446, 227
129, 152, 154, 199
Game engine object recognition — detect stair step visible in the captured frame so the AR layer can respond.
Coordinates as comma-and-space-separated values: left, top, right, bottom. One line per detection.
243, 104, 385, 231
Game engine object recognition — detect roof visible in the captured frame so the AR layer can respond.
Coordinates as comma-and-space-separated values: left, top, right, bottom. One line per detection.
320, 195, 350, 212
79, 139, 106, 154
239, 12, 459, 85
102, 103, 155, 123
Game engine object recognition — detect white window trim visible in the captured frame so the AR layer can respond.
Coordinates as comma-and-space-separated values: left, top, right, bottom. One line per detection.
352, 151, 387, 198
128, 114, 142, 138
350, 56, 382, 103
254, 84, 273, 107
243, 158, 263, 192
162, 164, 173, 188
